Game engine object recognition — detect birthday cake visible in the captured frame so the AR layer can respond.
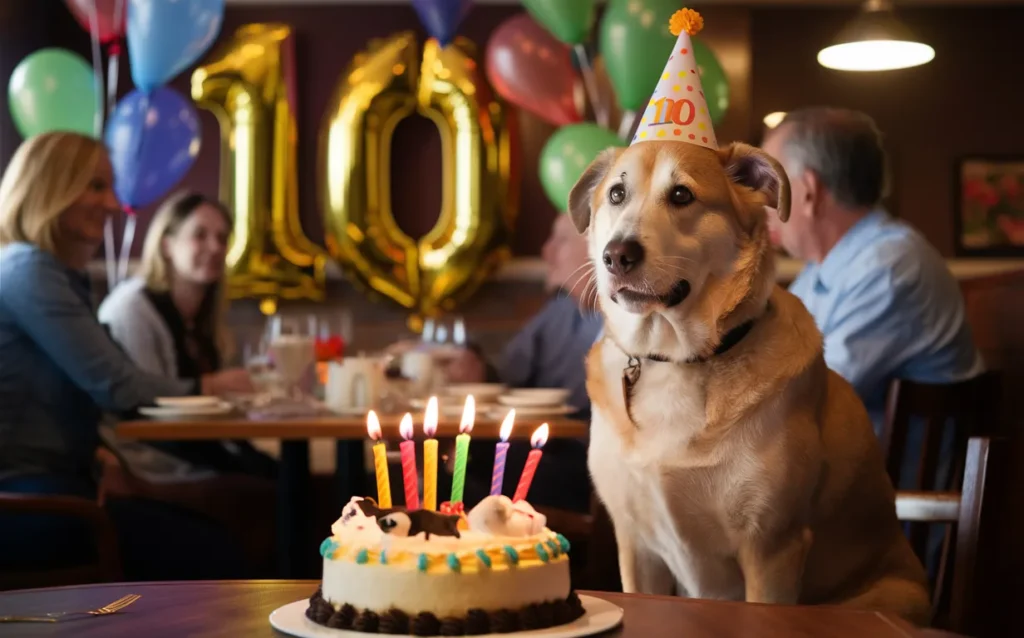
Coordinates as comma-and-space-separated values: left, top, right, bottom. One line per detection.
304, 495, 584, 635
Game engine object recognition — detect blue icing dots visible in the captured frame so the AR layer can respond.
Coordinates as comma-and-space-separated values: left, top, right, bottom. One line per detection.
417, 553, 428, 572
447, 553, 461, 572
555, 533, 571, 553
380, 550, 388, 565
475, 549, 492, 568
319, 538, 338, 558
535, 543, 550, 563
547, 539, 560, 558
503, 545, 519, 566
356, 548, 369, 564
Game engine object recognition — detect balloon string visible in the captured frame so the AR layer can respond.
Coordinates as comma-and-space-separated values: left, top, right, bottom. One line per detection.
107, 0, 124, 115
118, 207, 137, 284
86, 0, 116, 289
573, 44, 607, 128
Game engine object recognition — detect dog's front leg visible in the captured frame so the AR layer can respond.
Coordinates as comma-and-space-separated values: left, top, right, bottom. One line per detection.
615, 530, 675, 595
737, 527, 813, 604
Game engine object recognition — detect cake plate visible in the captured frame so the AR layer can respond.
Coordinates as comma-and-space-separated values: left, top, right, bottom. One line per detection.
269, 595, 624, 638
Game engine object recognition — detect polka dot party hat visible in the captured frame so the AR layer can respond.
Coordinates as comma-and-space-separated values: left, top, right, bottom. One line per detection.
631, 8, 718, 150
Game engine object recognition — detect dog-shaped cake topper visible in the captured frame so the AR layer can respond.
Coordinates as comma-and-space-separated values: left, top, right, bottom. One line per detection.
353, 497, 461, 540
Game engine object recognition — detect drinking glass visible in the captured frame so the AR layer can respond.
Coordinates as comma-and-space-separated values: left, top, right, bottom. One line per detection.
265, 312, 317, 398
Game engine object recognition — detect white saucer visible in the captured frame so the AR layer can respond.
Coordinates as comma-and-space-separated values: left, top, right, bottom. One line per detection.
488, 405, 576, 418
155, 396, 221, 408
139, 401, 234, 419
269, 595, 623, 638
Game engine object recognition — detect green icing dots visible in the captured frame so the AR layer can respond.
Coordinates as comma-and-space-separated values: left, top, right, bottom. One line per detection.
447, 553, 461, 572
475, 549, 492, 568
547, 539, 560, 558
355, 548, 369, 564
535, 543, 550, 563
555, 533, 571, 553
319, 538, 338, 558
418, 553, 428, 572
503, 545, 519, 566
379, 550, 387, 565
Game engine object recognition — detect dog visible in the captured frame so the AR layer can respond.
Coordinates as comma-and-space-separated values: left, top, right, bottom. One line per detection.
568, 139, 930, 625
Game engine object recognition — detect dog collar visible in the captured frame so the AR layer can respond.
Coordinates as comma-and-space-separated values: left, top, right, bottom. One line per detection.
621, 318, 756, 427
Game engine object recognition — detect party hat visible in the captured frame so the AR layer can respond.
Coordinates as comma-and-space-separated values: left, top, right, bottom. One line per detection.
631, 9, 718, 150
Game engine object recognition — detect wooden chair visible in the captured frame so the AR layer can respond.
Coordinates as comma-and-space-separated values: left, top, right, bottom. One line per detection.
0, 492, 121, 591
895, 436, 1005, 637
535, 494, 621, 592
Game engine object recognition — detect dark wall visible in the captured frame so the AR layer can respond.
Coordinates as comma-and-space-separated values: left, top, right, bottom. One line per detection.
751, 6, 1024, 256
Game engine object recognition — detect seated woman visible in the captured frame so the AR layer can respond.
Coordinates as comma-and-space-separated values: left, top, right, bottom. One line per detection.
99, 192, 276, 479
0, 132, 254, 579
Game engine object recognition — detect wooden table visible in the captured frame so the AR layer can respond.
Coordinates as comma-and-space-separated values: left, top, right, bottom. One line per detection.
0, 581, 964, 637
114, 415, 588, 579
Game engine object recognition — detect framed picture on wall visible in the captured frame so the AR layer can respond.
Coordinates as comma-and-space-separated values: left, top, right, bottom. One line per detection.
954, 155, 1024, 256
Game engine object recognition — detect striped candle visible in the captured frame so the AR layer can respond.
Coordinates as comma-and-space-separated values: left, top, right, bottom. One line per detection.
450, 395, 475, 505
489, 409, 515, 496
367, 410, 391, 508
399, 413, 419, 510
512, 424, 549, 502
423, 397, 439, 511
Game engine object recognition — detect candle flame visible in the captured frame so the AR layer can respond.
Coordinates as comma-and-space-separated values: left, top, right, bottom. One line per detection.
367, 410, 382, 441
399, 413, 414, 440
530, 423, 549, 449
423, 396, 438, 437
499, 409, 515, 442
459, 394, 475, 434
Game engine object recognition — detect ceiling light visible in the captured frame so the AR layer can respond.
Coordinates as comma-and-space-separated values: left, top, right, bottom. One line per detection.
818, 0, 934, 72
763, 112, 787, 129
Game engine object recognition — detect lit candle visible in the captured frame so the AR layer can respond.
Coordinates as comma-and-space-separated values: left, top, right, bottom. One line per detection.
399, 413, 419, 510
512, 424, 549, 503
367, 410, 391, 508
490, 409, 515, 496
450, 394, 475, 505
423, 396, 439, 511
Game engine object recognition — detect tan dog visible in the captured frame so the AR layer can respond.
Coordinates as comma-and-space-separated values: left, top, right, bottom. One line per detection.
568, 140, 930, 624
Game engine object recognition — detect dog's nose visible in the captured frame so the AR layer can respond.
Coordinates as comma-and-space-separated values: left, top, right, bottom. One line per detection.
603, 238, 644, 275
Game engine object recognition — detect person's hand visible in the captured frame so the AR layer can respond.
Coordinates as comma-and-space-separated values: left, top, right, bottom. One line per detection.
444, 348, 488, 384
201, 368, 255, 396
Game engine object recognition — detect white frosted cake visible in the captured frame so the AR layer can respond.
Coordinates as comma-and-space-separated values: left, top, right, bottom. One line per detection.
305, 495, 584, 635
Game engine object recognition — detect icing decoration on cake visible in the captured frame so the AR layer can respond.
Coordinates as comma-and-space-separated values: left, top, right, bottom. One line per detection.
376, 509, 462, 540
379, 549, 388, 565
334, 496, 377, 536
446, 553, 461, 572
467, 495, 547, 537
547, 539, 560, 558
417, 553, 428, 572
555, 533, 571, 553
356, 548, 369, 564
475, 549, 492, 568
535, 543, 550, 563
503, 545, 519, 565
319, 537, 339, 558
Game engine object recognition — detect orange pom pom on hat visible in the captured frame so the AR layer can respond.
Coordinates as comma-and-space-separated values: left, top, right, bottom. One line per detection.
631, 8, 718, 151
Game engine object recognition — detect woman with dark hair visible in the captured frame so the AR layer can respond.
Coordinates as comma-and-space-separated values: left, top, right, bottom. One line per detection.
100, 191, 276, 479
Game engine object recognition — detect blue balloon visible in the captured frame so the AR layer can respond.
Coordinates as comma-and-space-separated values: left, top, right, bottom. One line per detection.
126, 0, 225, 93
104, 87, 201, 209
411, 0, 473, 47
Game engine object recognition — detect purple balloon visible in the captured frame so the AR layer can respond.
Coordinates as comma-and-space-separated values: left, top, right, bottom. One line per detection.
104, 86, 201, 209
411, 0, 473, 46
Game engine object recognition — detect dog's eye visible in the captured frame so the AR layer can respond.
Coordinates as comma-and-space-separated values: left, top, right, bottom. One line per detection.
669, 185, 694, 206
608, 184, 625, 205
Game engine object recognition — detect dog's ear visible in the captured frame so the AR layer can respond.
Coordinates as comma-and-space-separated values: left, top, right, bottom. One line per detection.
567, 147, 622, 234
718, 142, 791, 222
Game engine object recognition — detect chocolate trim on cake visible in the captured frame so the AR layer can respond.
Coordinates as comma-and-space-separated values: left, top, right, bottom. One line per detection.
306, 590, 585, 635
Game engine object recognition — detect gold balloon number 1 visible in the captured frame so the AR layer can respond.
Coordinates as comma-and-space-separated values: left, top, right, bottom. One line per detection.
192, 24, 327, 306
320, 32, 518, 320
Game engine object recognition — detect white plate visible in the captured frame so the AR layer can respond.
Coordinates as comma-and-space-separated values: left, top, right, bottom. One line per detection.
139, 401, 234, 419
154, 396, 221, 408
269, 595, 623, 638
487, 405, 576, 418
445, 383, 508, 399
498, 393, 571, 408
508, 388, 571, 401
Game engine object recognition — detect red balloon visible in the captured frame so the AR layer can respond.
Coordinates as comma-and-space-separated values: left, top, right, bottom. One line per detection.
64, 0, 127, 44
485, 13, 583, 127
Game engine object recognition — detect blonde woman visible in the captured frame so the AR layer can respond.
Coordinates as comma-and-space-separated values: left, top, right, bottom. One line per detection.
100, 191, 275, 478
0, 132, 251, 578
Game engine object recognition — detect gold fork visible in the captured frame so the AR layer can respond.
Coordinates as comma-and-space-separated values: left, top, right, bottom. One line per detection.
0, 594, 141, 623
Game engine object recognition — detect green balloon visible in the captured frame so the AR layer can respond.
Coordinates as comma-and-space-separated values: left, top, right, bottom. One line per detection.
539, 123, 626, 212
522, 0, 598, 45
599, 0, 729, 124
8, 48, 99, 139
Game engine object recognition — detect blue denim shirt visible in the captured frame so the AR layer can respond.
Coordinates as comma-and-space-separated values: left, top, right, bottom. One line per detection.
0, 243, 193, 479
789, 210, 984, 431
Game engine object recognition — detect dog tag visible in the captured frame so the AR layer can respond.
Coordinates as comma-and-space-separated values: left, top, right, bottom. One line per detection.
621, 356, 641, 428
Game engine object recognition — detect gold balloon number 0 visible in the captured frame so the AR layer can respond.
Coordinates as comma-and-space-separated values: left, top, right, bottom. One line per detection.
321, 32, 519, 321
192, 24, 328, 306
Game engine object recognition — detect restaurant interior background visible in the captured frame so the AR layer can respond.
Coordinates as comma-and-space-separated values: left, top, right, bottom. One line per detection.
2, 0, 1024, 631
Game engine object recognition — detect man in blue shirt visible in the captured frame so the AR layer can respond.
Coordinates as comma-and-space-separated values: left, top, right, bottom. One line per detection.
761, 107, 984, 462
